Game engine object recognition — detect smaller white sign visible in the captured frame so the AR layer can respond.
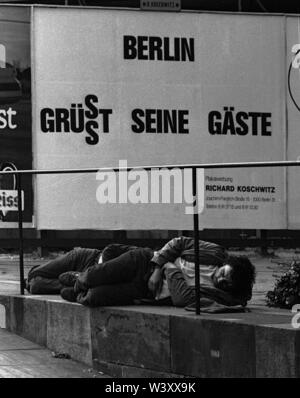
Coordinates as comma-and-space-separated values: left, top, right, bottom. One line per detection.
140, 0, 181, 11
0, 190, 24, 212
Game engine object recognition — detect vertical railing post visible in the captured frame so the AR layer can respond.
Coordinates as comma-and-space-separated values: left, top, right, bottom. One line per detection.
16, 173, 24, 295
192, 167, 200, 315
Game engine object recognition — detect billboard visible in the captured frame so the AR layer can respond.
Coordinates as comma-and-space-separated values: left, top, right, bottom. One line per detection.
287, 16, 300, 229
33, 8, 286, 230
0, 6, 32, 226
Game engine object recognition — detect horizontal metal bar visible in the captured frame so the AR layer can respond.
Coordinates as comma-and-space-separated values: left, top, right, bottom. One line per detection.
0, 160, 299, 176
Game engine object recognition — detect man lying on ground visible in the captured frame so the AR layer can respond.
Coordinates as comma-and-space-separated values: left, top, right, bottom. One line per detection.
145, 236, 256, 312
25, 244, 137, 294
27, 236, 255, 312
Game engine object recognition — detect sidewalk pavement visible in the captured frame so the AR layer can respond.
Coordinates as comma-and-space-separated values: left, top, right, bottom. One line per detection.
0, 327, 109, 378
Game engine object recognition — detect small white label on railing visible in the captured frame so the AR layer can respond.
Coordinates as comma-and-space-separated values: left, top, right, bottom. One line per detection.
0, 190, 24, 211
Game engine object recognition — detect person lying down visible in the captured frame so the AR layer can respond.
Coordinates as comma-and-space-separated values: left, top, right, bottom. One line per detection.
25, 237, 256, 313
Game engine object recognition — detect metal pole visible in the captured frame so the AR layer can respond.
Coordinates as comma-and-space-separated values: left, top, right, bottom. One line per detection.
192, 167, 200, 315
0, 160, 299, 177
17, 174, 24, 295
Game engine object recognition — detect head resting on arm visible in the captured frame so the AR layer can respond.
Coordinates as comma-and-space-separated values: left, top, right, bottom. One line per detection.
213, 255, 256, 302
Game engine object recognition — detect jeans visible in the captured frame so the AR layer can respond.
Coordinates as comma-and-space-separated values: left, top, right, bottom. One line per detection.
75, 246, 154, 307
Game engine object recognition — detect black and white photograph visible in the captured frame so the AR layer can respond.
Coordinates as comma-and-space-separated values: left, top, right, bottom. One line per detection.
0, 0, 299, 385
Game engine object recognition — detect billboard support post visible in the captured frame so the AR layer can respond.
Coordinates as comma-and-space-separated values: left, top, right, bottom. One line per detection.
17, 173, 24, 295
192, 167, 200, 315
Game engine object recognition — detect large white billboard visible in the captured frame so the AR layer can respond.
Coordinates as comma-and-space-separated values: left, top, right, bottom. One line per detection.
33, 7, 286, 230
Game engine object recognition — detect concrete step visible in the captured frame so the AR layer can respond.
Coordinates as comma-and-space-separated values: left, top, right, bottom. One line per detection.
0, 293, 298, 378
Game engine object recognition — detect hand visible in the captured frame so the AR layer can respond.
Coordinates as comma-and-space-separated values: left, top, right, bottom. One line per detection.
163, 262, 178, 271
148, 267, 163, 296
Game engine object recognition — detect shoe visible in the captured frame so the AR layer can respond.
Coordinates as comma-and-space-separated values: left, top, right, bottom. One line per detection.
74, 278, 88, 294
59, 271, 79, 287
60, 287, 77, 303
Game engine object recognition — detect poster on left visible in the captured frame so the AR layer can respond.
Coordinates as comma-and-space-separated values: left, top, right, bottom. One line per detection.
0, 7, 32, 226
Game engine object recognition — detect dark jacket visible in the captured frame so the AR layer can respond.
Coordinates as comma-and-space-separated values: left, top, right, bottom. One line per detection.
150, 236, 228, 268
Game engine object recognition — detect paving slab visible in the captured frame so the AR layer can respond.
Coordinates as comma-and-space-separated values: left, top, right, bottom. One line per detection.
0, 328, 109, 378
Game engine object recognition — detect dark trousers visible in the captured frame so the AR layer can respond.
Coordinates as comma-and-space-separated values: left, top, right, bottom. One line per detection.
75, 246, 154, 307
101, 243, 140, 262
27, 248, 101, 294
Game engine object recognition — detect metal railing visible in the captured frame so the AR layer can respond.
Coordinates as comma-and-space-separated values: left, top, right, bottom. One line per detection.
2, 159, 300, 315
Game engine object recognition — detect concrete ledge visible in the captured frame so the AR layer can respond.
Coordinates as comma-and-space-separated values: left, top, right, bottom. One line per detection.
0, 294, 297, 378
90, 307, 170, 372
47, 300, 92, 365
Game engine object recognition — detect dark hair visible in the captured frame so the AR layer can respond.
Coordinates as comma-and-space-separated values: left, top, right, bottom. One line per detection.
227, 255, 256, 300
